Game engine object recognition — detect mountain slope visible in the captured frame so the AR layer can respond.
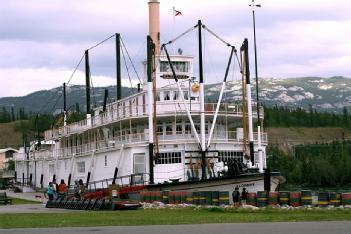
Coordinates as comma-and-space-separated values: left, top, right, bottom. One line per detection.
0, 76, 350, 114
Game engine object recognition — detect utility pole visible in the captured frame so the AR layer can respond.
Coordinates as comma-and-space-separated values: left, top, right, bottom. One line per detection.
249, 0, 261, 126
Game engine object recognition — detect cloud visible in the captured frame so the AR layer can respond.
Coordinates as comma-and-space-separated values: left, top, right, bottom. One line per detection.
0, 0, 350, 98
0, 67, 139, 97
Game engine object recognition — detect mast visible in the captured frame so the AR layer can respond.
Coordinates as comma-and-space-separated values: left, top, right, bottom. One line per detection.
147, 35, 155, 184
241, 39, 255, 166
63, 82, 67, 126
103, 89, 108, 112
197, 20, 206, 180
116, 33, 122, 100
85, 50, 91, 115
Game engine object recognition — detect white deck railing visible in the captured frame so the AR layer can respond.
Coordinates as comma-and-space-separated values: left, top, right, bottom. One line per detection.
45, 102, 264, 140
25, 131, 268, 160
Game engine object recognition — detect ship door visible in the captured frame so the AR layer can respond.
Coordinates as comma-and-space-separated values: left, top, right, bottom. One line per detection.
133, 153, 146, 184
133, 153, 146, 174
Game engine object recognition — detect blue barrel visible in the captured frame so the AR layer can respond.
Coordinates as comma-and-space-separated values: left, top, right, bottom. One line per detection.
301, 190, 312, 206
211, 191, 219, 206
219, 191, 229, 206
279, 191, 289, 206
318, 191, 329, 207
257, 191, 268, 207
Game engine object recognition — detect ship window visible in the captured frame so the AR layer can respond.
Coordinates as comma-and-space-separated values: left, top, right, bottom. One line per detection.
218, 151, 243, 163
142, 95, 146, 113
176, 123, 182, 134
185, 124, 191, 134
155, 152, 181, 164
165, 124, 173, 135
160, 61, 189, 73
77, 161, 85, 174
104, 155, 108, 167
173, 91, 178, 100
157, 125, 163, 135
183, 91, 189, 100
156, 92, 161, 101
164, 91, 170, 101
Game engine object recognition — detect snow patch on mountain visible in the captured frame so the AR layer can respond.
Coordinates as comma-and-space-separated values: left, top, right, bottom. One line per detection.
276, 93, 295, 103
304, 92, 314, 99
319, 103, 334, 109
318, 83, 333, 90
288, 86, 304, 92
293, 94, 305, 101
309, 79, 324, 83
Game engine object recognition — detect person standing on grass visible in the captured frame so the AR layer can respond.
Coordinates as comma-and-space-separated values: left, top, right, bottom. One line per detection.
47, 182, 54, 201
232, 186, 240, 207
52, 179, 59, 199
78, 179, 85, 200
241, 187, 248, 205
58, 179, 67, 197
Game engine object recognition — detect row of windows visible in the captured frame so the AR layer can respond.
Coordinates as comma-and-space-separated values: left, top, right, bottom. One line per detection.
218, 151, 243, 162
155, 152, 182, 165
156, 91, 189, 101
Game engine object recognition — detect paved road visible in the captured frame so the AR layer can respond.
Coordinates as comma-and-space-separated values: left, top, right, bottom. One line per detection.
0, 204, 81, 214
1, 222, 351, 234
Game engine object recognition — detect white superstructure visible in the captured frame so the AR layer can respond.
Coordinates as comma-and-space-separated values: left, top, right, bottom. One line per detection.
14, 0, 268, 190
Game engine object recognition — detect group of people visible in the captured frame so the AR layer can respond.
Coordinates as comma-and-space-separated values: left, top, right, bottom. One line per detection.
46, 179, 67, 200
47, 179, 86, 200
232, 186, 248, 206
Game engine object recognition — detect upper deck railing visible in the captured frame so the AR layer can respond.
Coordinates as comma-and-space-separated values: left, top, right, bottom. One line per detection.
45, 100, 263, 140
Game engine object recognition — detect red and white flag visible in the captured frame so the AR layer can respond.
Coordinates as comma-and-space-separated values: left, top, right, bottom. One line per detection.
174, 9, 182, 16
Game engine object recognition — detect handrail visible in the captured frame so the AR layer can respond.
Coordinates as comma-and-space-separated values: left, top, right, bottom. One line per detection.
21, 131, 268, 160
45, 101, 263, 140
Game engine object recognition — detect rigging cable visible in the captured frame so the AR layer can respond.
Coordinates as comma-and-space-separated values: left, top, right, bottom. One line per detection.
163, 24, 198, 46
120, 37, 142, 85
120, 42, 134, 90
87, 34, 115, 51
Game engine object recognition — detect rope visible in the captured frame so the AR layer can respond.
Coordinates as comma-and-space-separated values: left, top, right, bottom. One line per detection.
49, 93, 63, 114
120, 37, 142, 85
202, 25, 232, 47
87, 34, 115, 51
163, 24, 197, 46
120, 43, 134, 89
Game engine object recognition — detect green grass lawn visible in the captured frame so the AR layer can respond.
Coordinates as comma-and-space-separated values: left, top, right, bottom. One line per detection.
0, 207, 350, 229
8, 197, 41, 205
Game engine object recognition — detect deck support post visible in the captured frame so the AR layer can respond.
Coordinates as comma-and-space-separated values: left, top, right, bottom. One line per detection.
147, 35, 155, 184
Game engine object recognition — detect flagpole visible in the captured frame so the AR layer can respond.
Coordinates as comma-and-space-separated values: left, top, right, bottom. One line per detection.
172, 6, 175, 54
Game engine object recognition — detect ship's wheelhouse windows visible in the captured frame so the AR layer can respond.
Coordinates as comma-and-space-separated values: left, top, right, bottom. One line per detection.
77, 161, 85, 174
155, 152, 182, 164
160, 61, 189, 73
218, 151, 243, 163
164, 91, 170, 101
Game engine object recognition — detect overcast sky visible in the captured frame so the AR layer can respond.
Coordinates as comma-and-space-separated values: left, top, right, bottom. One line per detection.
0, 0, 350, 98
